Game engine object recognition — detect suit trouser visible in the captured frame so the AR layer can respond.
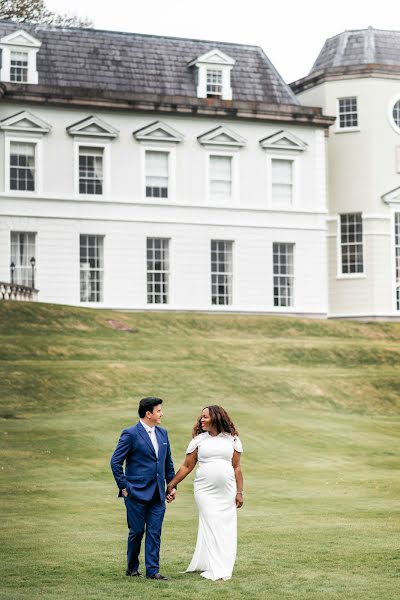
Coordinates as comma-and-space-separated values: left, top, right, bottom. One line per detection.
124, 488, 166, 575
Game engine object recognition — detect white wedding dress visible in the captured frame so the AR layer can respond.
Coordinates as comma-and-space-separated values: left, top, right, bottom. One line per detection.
185, 432, 243, 581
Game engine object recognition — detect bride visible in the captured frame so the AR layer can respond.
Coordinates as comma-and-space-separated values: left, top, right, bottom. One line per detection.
166, 405, 243, 581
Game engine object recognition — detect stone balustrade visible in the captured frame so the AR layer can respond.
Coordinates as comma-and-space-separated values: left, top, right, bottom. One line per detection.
0, 282, 38, 301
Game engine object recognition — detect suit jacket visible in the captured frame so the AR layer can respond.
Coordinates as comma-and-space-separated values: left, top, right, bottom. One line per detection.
110, 421, 175, 502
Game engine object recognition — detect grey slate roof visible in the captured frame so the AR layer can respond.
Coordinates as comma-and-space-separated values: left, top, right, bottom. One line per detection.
0, 20, 299, 106
310, 27, 400, 74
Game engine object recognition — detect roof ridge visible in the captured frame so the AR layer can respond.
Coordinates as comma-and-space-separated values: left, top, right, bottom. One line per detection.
0, 18, 262, 51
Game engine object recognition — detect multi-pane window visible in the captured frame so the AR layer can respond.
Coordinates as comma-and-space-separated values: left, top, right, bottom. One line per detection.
211, 240, 233, 305
272, 159, 293, 205
146, 151, 169, 199
273, 243, 294, 307
210, 155, 232, 202
395, 213, 400, 310
338, 97, 358, 128
340, 213, 364, 274
10, 232, 36, 287
10, 142, 35, 191
393, 100, 400, 129
80, 235, 104, 302
206, 68, 223, 97
147, 238, 169, 304
79, 147, 103, 195
10, 51, 28, 83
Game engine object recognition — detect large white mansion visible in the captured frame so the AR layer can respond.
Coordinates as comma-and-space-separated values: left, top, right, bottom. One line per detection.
1, 22, 399, 318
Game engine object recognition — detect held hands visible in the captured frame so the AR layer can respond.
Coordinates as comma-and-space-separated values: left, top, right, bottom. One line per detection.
166, 485, 177, 503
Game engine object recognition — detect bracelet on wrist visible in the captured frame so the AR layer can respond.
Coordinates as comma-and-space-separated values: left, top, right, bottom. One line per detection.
237, 491, 243, 495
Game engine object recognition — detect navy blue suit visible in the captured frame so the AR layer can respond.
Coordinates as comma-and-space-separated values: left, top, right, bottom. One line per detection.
111, 422, 175, 575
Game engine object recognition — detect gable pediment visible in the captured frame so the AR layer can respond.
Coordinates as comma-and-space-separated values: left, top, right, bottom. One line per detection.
0, 111, 51, 133
133, 121, 184, 143
188, 48, 235, 67
0, 29, 41, 48
260, 130, 307, 151
197, 126, 246, 147
66, 116, 118, 138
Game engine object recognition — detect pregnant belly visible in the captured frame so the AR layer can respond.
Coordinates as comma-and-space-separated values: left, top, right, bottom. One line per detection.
194, 461, 235, 494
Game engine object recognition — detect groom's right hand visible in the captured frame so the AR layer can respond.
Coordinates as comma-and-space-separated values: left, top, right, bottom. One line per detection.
121, 488, 128, 497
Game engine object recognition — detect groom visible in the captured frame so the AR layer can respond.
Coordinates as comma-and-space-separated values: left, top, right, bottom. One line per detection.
110, 397, 176, 580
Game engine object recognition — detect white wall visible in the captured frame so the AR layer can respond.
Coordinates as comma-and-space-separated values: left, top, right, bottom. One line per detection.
298, 77, 400, 317
0, 215, 327, 313
0, 102, 329, 314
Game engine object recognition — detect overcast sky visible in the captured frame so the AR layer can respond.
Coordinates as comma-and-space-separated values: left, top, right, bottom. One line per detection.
47, 0, 400, 83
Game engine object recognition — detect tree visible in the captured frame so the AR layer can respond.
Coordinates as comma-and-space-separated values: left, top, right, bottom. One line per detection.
0, 0, 93, 28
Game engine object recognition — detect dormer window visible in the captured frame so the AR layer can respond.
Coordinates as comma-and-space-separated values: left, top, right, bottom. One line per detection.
0, 30, 41, 85
10, 51, 28, 83
188, 49, 235, 101
206, 68, 223, 98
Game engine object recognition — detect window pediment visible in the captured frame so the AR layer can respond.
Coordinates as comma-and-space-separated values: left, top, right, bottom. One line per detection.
382, 186, 400, 204
0, 110, 51, 133
0, 30, 41, 48
67, 116, 119, 138
198, 126, 246, 148
260, 130, 307, 151
188, 48, 235, 67
133, 121, 184, 143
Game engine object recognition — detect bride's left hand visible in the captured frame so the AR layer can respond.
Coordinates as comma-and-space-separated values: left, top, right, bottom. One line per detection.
235, 493, 243, 508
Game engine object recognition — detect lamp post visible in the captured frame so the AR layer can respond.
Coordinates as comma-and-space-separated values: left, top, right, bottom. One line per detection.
10, 261, 15, 285
30, 256, 36, 289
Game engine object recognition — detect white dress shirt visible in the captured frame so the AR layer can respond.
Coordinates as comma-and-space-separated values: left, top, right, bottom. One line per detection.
140, 419, 159, 457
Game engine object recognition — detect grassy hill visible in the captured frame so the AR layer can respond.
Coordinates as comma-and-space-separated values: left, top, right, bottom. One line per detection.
0, 302, 399, 600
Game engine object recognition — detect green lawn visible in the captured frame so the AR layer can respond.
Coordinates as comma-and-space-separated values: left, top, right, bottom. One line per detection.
0, 302, 399, 600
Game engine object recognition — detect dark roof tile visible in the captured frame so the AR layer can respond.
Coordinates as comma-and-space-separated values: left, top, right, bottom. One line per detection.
0, 20, 299, 105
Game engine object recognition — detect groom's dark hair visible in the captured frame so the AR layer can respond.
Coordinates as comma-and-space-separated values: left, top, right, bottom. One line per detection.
138, 397, 163, 418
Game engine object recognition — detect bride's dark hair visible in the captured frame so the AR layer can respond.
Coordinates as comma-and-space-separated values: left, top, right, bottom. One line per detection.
192, 405, 239, 438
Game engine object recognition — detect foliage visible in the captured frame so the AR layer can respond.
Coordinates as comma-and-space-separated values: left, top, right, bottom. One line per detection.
0, 0, 93, 28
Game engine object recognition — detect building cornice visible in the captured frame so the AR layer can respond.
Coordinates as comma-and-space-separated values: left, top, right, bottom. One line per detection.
291, 64, 400, 94
0, 83, 335, 128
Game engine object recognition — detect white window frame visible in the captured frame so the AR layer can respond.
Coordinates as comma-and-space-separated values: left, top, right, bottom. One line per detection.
335, 96, 360, 133
73, 140, 110, 200
140, 145, 176, 203
79, 234, 105, 304
206, 67, 223, 97
266, 153, 299, 209
210, 239, 233, 306
206, 151, 238, 206
10, 231, 37, 287
336, 213, 366, 279
146, 237, 170, 305
4, 134, 43, 195
272, 242, 295, 309
144, 149, 170, 200
0, 31, 41, 84
388, 93, 400, 135
10, 50, 29, 83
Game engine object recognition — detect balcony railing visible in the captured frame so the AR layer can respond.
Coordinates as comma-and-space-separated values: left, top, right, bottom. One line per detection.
0, 282, 38, 301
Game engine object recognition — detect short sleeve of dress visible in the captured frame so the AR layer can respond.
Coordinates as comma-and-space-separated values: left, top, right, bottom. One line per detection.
186, 434, 202, 454
233, 436, 243, 453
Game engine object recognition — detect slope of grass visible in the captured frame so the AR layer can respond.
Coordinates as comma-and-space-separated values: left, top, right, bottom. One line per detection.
0, 302, 399, 600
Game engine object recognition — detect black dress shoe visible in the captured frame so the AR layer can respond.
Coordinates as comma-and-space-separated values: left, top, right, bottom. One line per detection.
146, 573, 168, 580
126, 569, 142, 577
